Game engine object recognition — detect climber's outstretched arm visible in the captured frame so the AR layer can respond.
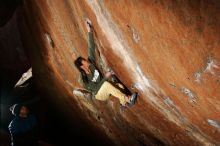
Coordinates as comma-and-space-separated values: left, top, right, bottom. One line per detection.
86, 22, 96, 63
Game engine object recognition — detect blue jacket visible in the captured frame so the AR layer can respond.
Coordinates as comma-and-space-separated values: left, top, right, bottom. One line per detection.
8, 115, 37, 146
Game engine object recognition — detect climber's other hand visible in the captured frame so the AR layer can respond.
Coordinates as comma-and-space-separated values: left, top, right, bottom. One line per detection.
105, 71, 112, 79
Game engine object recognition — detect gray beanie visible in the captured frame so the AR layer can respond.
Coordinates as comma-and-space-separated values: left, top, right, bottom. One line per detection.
10, 104, 22, 116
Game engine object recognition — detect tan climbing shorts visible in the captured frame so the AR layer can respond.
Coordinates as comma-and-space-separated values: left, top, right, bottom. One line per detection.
95, 81, 127, 105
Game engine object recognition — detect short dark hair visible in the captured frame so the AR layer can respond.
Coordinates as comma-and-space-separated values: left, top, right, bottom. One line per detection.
74, 57, 86, 70
74, 57, 88, 83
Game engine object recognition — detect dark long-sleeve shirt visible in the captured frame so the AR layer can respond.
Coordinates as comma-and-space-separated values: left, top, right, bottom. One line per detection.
83, 32, 106, 94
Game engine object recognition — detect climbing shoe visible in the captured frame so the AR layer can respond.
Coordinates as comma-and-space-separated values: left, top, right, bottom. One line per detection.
128, 92, 138, 107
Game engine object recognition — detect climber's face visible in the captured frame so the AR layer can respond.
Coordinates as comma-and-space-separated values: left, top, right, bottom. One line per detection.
80, 59, 90, 69
19, 106, 29, 118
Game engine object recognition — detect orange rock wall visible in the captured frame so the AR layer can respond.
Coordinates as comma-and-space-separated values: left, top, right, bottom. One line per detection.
21, 0, 220, 145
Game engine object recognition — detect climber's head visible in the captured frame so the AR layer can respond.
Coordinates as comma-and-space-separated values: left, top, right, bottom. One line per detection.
74, 57, 90, 71
74, 57, 90, 83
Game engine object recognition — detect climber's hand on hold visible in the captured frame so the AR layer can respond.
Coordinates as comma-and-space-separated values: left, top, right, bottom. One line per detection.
85, 19, 93, 32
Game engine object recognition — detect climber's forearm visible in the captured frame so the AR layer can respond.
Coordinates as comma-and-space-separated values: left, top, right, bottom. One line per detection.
88, 32, 96, 62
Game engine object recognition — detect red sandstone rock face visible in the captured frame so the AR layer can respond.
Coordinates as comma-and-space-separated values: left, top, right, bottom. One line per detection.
21, 0, 220, 145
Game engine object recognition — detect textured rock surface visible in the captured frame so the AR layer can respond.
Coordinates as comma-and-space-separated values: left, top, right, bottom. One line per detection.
20, 0, 220, 145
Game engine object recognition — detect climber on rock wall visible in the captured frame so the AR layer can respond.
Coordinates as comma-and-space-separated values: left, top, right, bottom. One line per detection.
74, 20, 138, 107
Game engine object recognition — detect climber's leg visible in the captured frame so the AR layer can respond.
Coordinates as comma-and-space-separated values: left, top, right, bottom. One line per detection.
95, 81, 128, 105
